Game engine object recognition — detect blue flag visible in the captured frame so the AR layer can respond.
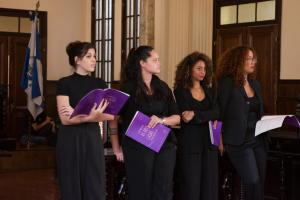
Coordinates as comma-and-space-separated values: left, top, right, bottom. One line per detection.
20, 12, 44, 120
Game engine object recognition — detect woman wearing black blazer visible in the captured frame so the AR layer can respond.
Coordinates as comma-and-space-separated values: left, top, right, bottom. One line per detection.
174, 52, 220, 200
216, 46, 268, 200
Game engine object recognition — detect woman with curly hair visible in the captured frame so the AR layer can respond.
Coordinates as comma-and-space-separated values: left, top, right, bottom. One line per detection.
216, 46, 267, 200
173, 52, 220, 200
109, 45, 180, 200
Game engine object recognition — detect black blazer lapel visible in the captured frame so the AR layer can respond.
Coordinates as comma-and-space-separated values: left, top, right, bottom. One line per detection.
238, 85, 248, 99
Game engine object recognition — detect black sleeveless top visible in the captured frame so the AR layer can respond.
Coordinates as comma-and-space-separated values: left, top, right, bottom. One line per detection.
245, 95, 260, 142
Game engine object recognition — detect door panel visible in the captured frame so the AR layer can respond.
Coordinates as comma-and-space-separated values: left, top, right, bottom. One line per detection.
0, 36, 8, 137
8, 36, 30, 138
0, 36, 8, 85
248, 25, 278, 114
216, 28, 245, 60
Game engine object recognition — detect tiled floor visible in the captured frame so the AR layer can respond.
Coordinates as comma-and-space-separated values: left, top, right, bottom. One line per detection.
0, 169, 60, 200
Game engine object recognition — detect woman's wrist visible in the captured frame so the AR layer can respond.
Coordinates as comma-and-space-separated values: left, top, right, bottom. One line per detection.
160, 117, 166, 125
110, 127, 118, 135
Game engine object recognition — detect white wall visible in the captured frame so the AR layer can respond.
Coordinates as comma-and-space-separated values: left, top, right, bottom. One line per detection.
280, 0, 300, 79
0, 0, 91, 80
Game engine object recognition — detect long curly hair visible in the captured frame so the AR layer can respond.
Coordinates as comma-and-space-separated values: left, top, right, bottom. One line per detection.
174, 51, 213, 89
215, 46, 257, 87
121, 45, 167, 100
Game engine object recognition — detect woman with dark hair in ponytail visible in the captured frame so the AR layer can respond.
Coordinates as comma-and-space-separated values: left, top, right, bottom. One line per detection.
109, 46, 180, 200
56, 41, 114, 200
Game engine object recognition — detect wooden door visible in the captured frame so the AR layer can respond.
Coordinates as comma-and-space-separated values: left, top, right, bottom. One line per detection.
215, 27, 245, 61
8, 36, 31, 139
0, 36, 8, 137
0, 35, 47, 139
247, 25, 279, 114
0, 35, 30, 138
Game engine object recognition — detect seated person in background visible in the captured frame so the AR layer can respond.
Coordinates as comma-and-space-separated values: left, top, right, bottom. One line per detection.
32, 112, 55, 136
20, 111, 57, 146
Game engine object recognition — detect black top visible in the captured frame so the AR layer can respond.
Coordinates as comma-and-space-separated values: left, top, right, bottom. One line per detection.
245, 95, 260, 141
119, 77, 179, 147
174, 85, 219, 153
56, 73, 107, 108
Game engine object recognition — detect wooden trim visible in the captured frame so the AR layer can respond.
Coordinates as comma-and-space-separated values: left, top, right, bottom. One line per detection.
278, 80, 300, 84
0, 8, 47, 38
214, 0, 281, 29
45, 80, 58, 118
111, 80, 121, 89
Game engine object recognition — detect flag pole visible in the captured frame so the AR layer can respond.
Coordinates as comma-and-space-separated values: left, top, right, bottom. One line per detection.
35, 0, 40, 12
26, 0, 41, 150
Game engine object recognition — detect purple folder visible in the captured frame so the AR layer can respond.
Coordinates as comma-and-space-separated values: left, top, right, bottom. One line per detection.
283, 116, 300, 128
208, 121, 222, 146
70, 88, 129, 118
125, 111, 171, 153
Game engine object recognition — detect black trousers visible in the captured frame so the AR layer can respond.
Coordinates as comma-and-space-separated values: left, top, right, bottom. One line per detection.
56, 124, 106, 200
226, 136, 267, 200
178, 148, 218, 200
123, 142, 176, 200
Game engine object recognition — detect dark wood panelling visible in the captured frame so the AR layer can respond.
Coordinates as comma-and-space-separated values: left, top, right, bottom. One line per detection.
215, 27, 245, 60
277, 80, 300, 115
45, 81, 58, 118
111, 81, 120, 90
266, 131, 300, 200
248, 25, 279, 114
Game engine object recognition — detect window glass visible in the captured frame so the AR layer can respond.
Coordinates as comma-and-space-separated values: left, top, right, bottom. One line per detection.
257, 0, 276, 21
0, 16, 18, 32
238, 3, 256, 23
20, 17, 32, 33
220, 5, 237, 25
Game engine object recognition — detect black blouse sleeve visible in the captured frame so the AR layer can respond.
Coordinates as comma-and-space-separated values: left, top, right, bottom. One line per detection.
166, 85, 180, 116
56, 78, 69, 96
174, 87, 191, 112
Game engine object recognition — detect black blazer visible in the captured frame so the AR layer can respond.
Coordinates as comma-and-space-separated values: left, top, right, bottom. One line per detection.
217, 76, 264, 145
174, 83, 219, 153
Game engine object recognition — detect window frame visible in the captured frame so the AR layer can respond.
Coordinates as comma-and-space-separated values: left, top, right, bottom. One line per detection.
214, 0, 281, 28
121, 0, 141, 70
91, 0, 115, 84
